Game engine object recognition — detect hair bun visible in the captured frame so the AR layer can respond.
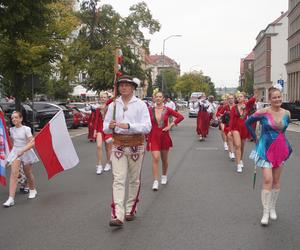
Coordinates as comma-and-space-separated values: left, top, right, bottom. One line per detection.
273, 83, 283, 92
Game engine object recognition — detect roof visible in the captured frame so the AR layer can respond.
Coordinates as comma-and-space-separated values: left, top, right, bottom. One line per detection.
145, 54, 179, 67
270, 11, 288, 25
244, 51, 255, 61
255, 11, 288, 41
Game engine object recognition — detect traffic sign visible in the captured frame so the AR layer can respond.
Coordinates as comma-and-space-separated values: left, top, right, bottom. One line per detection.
277, 79, 284, 87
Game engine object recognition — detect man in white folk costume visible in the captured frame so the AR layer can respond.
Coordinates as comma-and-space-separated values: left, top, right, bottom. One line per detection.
104, 75, 152, 227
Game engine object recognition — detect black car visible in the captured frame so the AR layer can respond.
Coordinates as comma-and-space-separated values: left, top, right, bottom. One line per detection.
281, 102, 300, 120
30, 102, 74, 129
0, 102, 39, 131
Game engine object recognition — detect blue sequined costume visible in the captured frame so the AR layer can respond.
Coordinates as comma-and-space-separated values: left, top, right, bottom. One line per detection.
245, 111, 292, 168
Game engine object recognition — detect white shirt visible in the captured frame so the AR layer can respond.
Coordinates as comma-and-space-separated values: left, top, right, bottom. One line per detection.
10, 125, 32, 147
192, 99, 210, 112
165, 100, 176, 110
103, 96, 152, 135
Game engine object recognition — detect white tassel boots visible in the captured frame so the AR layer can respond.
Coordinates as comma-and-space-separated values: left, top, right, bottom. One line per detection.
269, 189, 280, 220
261, 190, 271, 226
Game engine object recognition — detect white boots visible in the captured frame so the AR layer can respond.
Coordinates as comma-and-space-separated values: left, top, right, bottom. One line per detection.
261, 189, 279, 226
270, 189, 280, 220
261, 190, 271, 225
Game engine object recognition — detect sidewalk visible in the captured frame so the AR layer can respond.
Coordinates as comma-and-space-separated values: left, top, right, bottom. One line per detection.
288, 120, 300, 133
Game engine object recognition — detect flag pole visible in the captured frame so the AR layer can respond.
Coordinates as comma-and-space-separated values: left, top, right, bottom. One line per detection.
113, 47, 122, 121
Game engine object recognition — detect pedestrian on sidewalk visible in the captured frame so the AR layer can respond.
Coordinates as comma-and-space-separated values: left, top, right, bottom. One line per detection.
103, 75, 151, 227
229, 90, 257, 172
3, 111, 39, 207
147, 90, 184, 191
94, 91, 113, 175
246, 86, 292, 226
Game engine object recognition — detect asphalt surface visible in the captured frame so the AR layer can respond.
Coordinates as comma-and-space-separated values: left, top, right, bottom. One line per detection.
1, 114, 300, 250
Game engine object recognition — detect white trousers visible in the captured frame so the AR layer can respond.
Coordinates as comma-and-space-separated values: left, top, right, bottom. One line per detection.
111, 146, 144, 222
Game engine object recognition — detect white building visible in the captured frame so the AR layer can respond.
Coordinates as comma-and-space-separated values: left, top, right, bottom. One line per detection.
253, 12, 288, 101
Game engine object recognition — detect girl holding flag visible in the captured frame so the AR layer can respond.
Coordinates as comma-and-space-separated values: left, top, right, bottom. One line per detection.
3, 111, 39, 207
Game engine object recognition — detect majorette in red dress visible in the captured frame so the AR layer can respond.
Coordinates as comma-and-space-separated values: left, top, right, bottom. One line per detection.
147, 107, 184, 151
216, 104, 233, 135
229, 97, 256, 140
93, 99, 113, 142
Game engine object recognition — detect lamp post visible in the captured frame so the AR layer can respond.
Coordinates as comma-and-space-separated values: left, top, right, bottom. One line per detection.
162, 34, 182, 93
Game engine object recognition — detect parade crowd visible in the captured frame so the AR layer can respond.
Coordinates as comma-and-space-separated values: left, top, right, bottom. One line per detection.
1, 75, 292, 228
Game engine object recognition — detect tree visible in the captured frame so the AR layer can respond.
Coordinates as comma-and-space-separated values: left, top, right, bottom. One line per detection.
146, 69, 153, 97
0, 0, 79, 107
72, 1, 160, 91
174, 71, 216, 98
158, 69, 178, 96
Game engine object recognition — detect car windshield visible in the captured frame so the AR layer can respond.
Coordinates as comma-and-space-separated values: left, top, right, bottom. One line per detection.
33, 103, 60, 111
72, 103, 87, 109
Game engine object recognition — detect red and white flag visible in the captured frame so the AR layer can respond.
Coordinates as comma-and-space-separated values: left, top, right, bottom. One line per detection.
35, 110, 79, 179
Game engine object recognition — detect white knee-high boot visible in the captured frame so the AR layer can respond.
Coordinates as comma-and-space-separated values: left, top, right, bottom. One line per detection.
261, 190, 272, 226
270, 189, 280, 220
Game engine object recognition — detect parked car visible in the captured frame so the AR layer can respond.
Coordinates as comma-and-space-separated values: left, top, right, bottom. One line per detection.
0, 102, 39, 131
68, 102, 91, 126
68, 106, 83, 128
281, 102, 300, 120
30, 102, 74, 129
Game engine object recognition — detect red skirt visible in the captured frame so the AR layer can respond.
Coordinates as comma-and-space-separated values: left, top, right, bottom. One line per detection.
147, 128, 173, 151
232, 119, 249, 140
197, 111, 210, 137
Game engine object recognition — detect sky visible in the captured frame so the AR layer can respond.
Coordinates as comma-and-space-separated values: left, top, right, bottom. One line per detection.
100, 0, 288, 87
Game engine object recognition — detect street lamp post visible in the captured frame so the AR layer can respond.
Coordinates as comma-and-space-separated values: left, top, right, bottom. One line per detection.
162, 34, 182, 93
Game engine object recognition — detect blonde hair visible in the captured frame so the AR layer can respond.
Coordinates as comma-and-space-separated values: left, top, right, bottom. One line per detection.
99, 91, 109, 98
152, 88, 160, 97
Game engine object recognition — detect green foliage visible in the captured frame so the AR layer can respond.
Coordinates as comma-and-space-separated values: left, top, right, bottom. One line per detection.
155, 69, 178, 96
0, 0, 79, 106
174, 71, 216, 97
73, 1, 160, 91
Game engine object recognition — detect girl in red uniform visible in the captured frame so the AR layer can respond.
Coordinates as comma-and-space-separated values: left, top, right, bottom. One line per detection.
94, 92, 113, 175
229, 91, 257, 173
147, 91, 184, 191
216, 94, 235, 160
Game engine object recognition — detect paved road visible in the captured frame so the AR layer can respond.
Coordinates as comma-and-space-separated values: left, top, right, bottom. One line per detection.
1, 114, 300, 250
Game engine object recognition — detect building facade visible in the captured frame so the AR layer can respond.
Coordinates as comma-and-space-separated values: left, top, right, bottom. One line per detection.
145, 54, 181, 87
239, 52, 255, 89
253, 12, 288, 101
286, 0, 300, 102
